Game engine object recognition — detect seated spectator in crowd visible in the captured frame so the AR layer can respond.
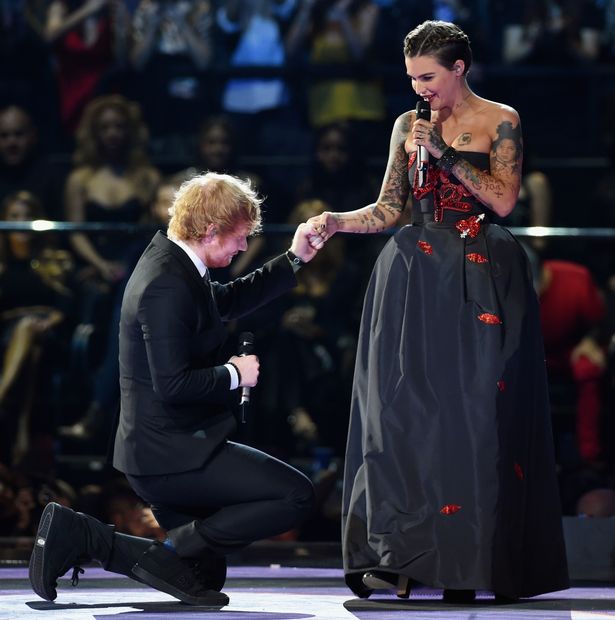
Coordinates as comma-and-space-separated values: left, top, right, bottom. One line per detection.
531, 250, 607, 466
178, 115, 263, 193
599, 269, 615, 471
0, 106, 65, 221
58, 94, 159, 444
0, 0, 57, 138
129, 0, 214, 138
246, 199, 360, 458
378, 1, 486, 63
176, 115, 272, 277
500, 0, 603, 65
286, 0, 386, 136
577, 487, 615, 517
296, 121, 380, 278
296, 121, 378, 214
148, 174, 181, 227
215, 0, 306, 156
44, 0, 131, 134
1, 465, 77, 536
0, 192, 74, 468
64, 94, 159, 287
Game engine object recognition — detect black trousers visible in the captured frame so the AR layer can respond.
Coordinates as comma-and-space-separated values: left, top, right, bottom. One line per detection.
126, 441, 314, 557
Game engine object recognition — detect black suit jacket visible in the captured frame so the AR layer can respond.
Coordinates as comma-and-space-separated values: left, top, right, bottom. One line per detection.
113, 231, 297, 475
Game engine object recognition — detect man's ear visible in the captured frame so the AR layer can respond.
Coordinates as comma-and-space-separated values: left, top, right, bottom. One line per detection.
202, 224, 217, 242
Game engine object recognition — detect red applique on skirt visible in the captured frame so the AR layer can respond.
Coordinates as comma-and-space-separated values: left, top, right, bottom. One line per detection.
477, 313, 502, 325
440, 504, 462, 515
418, 240, 433, 255
466, 252, 488, 263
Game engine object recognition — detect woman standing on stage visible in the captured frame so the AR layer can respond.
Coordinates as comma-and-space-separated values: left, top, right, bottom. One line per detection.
308, 20, 568, 602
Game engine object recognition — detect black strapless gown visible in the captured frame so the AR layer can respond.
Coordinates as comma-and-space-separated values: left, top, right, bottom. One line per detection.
342, 152, 569, 598
85, 198, 144, 262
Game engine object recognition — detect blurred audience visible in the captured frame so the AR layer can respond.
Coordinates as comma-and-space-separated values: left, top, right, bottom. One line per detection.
129, 0, 214, 139
215, 0, 305, 156
296, 121, 377, 213
499, 0, 603, 65
296, 121, 380, 277
0, 464, 76, 536
0, 0, 613, 545
530, 250, 607, 467
0, 105, 65, 220
576, 487, 615, 517
58, 94, 159, 445
178, 115, 263, 193
44, 0, 131, 133
176, 114, 272, 277
286, 0, 386, 136
100, 477, 165, 538
0, 0, 57, 137
0, 192, 74, 468
249, 199, 359, 458
490, 146, 553, 252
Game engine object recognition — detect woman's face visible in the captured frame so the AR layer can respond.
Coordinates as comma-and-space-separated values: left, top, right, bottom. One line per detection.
3, 199, 34, 244
405, 54, 457, 111
95, 107, 129, 155
4, 199, 32, 222
199, 125, 232, 171
316, 128, 349, 173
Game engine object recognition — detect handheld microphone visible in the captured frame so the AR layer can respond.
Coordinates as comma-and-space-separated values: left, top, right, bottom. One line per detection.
415, 99, 431, 188
238, 331, 254, 422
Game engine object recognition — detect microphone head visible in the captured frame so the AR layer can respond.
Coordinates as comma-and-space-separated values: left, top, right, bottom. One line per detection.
238, 331, 254, 355
416, 99, 431, 121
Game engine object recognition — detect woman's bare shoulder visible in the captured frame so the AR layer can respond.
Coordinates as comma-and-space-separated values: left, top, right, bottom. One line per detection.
478, 98, 520, 124
393, 110, 415, 135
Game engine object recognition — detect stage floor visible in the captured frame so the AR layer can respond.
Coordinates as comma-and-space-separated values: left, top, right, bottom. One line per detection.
2, 564, 615, 619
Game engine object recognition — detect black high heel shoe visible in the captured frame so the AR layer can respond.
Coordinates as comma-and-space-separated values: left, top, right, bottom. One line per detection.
442, 589, 476, 604
362, 571, 411, 598
345, 572, 373, 599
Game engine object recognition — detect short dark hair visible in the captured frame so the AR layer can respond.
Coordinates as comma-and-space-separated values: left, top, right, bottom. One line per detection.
403, 20, 472, 74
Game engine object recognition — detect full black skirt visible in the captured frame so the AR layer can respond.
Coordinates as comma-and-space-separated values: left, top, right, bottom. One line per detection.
342, 221, 569, 598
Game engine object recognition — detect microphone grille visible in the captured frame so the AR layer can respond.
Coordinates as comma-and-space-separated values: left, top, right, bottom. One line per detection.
416, 100, 431, 121
239, 331, 254, 346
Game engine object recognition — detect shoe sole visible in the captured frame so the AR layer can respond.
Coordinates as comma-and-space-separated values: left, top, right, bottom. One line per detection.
132, 565, 229, 607
29, 502, 59, 601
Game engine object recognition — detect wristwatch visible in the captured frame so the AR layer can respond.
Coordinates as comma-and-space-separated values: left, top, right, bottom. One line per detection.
286, 249, 305, 271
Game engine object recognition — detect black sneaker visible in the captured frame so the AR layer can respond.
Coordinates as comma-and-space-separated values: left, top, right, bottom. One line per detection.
185, 552, 227, 592
29, 502, 90, 601
132, 543, 229, 607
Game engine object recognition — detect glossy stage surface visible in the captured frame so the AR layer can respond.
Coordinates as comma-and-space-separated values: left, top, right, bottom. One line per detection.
1, 564, 615, 619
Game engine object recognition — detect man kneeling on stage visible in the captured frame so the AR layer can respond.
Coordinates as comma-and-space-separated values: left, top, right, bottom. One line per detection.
29, 172, 318, 607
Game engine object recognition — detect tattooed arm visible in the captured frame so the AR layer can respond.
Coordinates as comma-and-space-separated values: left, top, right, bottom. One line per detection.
453, 110, 523, 217
415, 106, 523, 217
307, 113, 410, 240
